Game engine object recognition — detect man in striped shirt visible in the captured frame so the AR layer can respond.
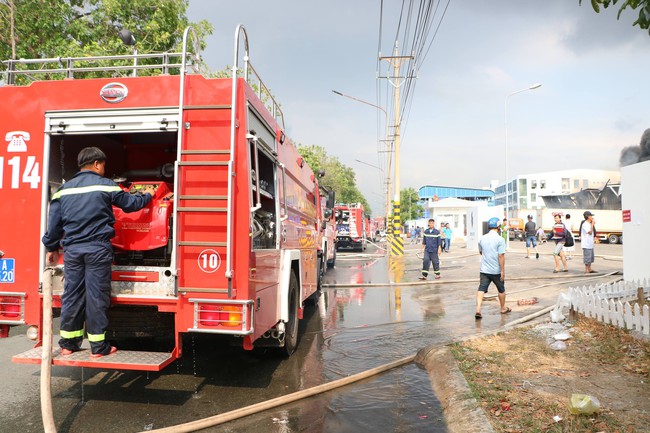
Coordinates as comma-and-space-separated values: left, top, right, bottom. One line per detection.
42, 147, 154, 358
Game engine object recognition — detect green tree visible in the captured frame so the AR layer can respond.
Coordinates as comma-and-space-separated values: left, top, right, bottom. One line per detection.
0, 0, 212, 79
400, 187, 424, 222
297, 144, 371, 215
580, 0, 650, 33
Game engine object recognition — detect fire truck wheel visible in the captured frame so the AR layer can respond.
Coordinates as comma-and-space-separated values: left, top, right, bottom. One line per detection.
280, 270, 299, 357
326, 249, 336, 269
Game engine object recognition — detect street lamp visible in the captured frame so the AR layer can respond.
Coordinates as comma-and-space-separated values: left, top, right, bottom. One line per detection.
332, 90, 393, 223
119, 29, 137, 77
504, 83, 542, 218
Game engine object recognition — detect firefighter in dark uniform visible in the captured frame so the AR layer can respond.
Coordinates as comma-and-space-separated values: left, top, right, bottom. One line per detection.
419, 218, 442, 280
42, 147, 154, 357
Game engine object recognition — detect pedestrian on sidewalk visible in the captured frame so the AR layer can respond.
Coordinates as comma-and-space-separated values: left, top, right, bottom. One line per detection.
563, 213, 575, 260
524, 215, 540, 259
419, 218, 442, 280
443, 223, 453, 252
580, 211, 597, 273
475, 217, 510, 319
550, 213, 569, 273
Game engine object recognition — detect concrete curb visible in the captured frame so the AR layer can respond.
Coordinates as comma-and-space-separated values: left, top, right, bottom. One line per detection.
415, 345, 495, 433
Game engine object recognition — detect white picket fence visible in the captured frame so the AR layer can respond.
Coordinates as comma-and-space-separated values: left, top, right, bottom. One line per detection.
567, 280, 650, 335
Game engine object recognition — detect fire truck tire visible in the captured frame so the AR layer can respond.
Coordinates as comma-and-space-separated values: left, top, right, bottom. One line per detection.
326, 249, 336, 269
280, 270, 299, 357
607, 234, 620, 244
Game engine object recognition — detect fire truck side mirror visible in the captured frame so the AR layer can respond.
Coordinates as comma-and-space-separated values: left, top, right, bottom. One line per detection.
326, 190, 335, 209
324, 209, 332, 219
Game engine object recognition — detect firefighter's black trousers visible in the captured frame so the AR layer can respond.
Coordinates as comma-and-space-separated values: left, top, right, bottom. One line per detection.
59, 241, 113, 355
421, 251, 440, 277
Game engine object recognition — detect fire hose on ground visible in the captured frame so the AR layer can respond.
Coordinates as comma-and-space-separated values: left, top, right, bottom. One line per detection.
37, 265, 604, 433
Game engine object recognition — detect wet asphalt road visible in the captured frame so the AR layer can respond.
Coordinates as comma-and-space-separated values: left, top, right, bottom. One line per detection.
0, 240, 624, 432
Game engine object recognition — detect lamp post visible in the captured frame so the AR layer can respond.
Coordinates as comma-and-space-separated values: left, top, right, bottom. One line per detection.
504, 83, 542, 218
332, 90, 392, 225
119, 29, 137, 77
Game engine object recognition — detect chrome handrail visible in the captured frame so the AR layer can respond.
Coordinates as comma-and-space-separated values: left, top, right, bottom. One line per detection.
2, 52, 199, 84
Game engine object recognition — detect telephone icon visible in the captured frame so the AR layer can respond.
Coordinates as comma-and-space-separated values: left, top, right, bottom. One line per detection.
5, 131, 30, 152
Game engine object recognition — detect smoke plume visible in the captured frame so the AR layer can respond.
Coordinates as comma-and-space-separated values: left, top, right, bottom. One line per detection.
620, 128, 650, 167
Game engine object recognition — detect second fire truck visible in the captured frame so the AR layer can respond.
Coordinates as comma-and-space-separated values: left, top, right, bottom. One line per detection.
335, 203, 367, 252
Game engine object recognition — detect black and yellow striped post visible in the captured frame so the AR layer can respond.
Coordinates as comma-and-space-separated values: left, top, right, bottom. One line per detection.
388, 254, 405, 283
390, 201, 404, 257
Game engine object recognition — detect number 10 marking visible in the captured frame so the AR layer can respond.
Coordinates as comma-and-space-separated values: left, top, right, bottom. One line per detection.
198, 249, 221, 273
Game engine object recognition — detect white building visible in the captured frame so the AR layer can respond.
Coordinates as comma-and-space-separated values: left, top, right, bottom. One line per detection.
422, 197, 494, 241
494, 169, 620, 217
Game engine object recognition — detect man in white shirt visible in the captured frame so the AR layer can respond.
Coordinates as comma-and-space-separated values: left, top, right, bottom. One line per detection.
475, 217, 510, 319
580, 211, 597, 273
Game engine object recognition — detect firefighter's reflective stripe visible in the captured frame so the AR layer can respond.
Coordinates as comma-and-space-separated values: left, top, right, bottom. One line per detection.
52, 185, 121, 200
423, 233, 441, 237
87, 332, 106, 342
60, 329, 84, 339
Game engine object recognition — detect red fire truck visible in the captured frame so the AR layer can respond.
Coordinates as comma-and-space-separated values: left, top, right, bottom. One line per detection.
0, 26, 321, 371
335, 203, 367, 252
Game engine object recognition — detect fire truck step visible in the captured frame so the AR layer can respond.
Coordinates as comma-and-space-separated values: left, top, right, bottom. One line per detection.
178, 195, 228, 200
12, 347, 176, 371
176, 207, 227, 212
178, 161, 229, 166
181, 149, 231, 155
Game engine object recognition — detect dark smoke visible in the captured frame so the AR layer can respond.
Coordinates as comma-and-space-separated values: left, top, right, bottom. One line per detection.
620, 128, 650, 167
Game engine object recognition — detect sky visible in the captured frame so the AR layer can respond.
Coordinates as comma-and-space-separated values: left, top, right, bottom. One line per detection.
187, 1, 650, 215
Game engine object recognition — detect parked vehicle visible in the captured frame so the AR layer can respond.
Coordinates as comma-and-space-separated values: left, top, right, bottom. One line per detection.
334, 203, 367, 252
507, 218, 525, 241
535, 209, 622, 244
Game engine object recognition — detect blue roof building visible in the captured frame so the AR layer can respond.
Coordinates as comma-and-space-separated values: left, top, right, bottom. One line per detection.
418, 185, 494, 218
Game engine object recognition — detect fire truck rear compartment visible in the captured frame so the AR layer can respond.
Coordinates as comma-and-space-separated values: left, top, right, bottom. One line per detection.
48, 131, 178, 268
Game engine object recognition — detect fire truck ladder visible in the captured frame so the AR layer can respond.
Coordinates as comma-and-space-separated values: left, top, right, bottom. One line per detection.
170, 27, 234, 297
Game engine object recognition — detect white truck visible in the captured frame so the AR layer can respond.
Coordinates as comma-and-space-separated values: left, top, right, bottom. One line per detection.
535, 209, 622, 244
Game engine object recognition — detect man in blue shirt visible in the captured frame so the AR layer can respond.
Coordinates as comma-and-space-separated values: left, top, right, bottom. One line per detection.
419, 218, 441, 280
42, 147, 154, 357
475, 217, 510, 319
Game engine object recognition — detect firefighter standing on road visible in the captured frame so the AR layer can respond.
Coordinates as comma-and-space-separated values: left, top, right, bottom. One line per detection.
419, 218, 442, 280
42, 147, 154, 358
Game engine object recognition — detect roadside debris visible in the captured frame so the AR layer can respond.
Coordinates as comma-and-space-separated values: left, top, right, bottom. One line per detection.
568, 394, 601, 415
517, 297, 539, 305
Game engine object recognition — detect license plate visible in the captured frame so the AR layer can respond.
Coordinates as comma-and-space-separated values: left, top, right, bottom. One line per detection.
0, 259, 15, 283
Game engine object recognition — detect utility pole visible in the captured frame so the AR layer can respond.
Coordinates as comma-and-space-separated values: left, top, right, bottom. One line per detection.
379, 43, 413, 259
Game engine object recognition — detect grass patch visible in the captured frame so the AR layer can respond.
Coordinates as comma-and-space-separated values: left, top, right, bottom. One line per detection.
450, 317, 650, 432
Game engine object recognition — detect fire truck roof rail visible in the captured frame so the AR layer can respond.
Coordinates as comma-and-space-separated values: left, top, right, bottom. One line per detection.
1, 52, 200, 85
231, 24, 285, 130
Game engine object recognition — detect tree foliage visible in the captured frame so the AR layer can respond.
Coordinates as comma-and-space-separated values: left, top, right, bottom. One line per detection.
580, 0, 650, 33
0, 0, 212, 78
297, 144, 371, 215
399, 187, 424, 222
